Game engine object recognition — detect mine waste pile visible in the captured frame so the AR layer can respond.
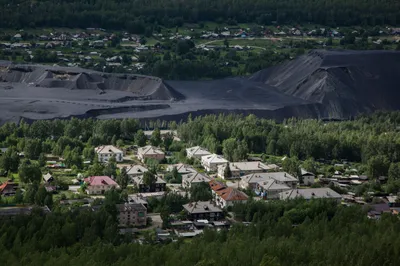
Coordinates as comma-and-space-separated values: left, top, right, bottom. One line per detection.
1, 49, 399, 124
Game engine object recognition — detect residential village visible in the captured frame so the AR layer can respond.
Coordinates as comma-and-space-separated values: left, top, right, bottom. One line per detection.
1, 128, 399, 242
1, 24, 399, 76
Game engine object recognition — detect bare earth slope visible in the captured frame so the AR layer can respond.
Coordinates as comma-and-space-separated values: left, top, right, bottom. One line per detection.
0, 50, 399, 124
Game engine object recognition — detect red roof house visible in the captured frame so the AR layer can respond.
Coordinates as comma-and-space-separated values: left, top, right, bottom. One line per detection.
84, 176, 118, 195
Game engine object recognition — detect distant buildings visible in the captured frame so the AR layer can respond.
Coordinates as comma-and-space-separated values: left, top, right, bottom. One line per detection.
183, 201, 223, 221
217, 162, 279, 179
137, 145, 165, 163
84, 176, 119, 194
95, 145, 123, 163
201, 154, 228, 172
117, 203, 147, 227
186, 146, 211, 159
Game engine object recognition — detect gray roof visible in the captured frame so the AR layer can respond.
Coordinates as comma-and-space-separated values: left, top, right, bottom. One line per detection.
183, 201, 223, 214
126, 165, 148, 175
167, 164, 196, 174
301, 169, 315, 176
186, 146, 211, 156
132, 175, 166, 185
182, 172, 211, 184
116, 203, 146, 212
279, 188, 342, 200
138, 145, 164, 156
43, 173, 53, 182
241, 172, 298, 184
257, 179, 290, 191
0, 206, 51, 216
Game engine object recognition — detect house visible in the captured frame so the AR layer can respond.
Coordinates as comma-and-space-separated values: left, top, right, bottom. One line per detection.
0, 147, 8, 154
182, 172, 211, 189
183, 201, 223, 221
43, 173, 54, 183
201, 154, 228, 172
240, 172, 298, 190
84, 176, 119, 195
367, 203, 391, 220
186, 146, 211, 159
214, 187, 248, 208
255, 180, 292, 199
167, 164, 196, 175
386, 196, 400, 207
209, 180, 227, 194
0, 181, 18, 197
126, 165, 148, 178
279, 188, 342, 202
132, 175, 166, 193
300, 169, 315, 185
217, 162, 279, 179
137, 145, 165, 163
117, 203, 147, 227
95, 145, 123, 163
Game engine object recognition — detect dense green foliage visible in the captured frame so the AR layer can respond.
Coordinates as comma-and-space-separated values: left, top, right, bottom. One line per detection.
1, 199, 400, 265
1, 0, 399, 30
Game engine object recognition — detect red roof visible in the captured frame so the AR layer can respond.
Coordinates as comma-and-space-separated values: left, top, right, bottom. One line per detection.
0, 181, 16, 192
216, 187, 248, 201
209, 180, 226, 192
84, 176, 117, 186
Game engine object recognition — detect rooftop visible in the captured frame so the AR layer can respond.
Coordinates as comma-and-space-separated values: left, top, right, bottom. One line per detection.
241, 172, 298, 184
138, 145, 164, 156
132, 175, 166, 185
167, 163, 196, 174
209, 180, 227, 192
116, 203, 147, 212
95, 145, 123, 154
126, 165, 148, 175
280, 188, 342, 200
183, 172, 211, 184
219, 161, 278, 172
183, 201, 223, 214
216, 187, 248, 201
201, 154, 228, 164
187, 146, 211, 156
84, 176, 118, 186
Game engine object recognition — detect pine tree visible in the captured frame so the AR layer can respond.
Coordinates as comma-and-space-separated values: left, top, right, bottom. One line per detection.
117, 167, 129, 189
224, 163, 232, 179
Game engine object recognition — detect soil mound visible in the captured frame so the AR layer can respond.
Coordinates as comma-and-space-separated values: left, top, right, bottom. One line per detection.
251, 50, 400, 118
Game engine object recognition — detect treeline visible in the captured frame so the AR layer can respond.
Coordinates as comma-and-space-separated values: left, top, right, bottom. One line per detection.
1, 199, 400, 265
0, 0, 399, 31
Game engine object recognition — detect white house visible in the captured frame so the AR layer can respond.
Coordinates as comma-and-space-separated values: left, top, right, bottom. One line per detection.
95, 145, 123, 163
137, 145, 165, 163
186, 146, 211, 159
201, 154, 228, 172
84, 176, 119, 195
217, 162, 279, 179
182, 172, 211, 189
300, 169, 315, 186
215, 187, 248, 208
240, 172, 298, 199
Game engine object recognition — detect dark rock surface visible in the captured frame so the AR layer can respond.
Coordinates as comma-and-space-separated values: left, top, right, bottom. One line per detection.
1, 50, 399, 124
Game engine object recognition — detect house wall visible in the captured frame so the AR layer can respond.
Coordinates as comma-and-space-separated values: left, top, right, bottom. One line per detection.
303, 175, 315, 186
188, 211, 223, 221
139, 153, 165, 162
118, 209, 147, 226
98, 152, 123, 163
87, 184, 117, 195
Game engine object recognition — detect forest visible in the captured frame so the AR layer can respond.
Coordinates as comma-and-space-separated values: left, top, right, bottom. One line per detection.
1, 198, 400, 265
0, 0, 399, 30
